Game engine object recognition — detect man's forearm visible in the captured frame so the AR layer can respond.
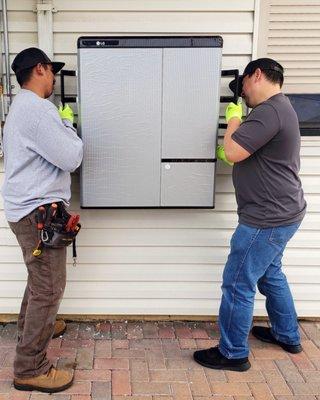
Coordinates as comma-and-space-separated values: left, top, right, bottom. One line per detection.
224, 118, 241, 156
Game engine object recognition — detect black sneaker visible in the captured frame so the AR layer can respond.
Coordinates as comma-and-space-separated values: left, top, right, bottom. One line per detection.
251, 326, 302, 354
193, 346, 251, 372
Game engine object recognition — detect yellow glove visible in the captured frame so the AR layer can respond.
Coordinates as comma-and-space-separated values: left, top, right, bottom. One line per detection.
58, 104, 74, 124
225, 101, 242, 123
216, 145, 234, 167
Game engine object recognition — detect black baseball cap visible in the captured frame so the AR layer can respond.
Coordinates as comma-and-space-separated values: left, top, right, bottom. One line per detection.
11, 47, 65, 75
229, 58, 284, 97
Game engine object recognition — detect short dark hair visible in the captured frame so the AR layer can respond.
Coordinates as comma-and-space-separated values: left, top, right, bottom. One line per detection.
16, 66, 34, 87
15, 63, 49, 87
262, 68, 284, 88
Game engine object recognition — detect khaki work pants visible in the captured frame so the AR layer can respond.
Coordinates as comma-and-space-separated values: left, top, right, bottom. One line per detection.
9, 209, 66, 379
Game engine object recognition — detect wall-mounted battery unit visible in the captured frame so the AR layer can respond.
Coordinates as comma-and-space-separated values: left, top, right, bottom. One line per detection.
76, 36, 225, 208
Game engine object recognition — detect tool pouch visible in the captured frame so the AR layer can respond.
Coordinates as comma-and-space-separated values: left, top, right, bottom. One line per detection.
37, 203, 81, 249
41, 224, 80, 248
33, 203, 81, 265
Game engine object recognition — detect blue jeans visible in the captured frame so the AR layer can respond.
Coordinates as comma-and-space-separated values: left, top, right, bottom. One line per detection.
218, 222, 301, 359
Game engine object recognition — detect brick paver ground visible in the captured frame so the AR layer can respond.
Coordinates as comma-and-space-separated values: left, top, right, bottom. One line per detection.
0, 320, 320, 399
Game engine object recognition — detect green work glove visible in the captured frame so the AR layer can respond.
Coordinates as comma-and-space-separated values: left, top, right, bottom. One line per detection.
225, 101, 243, 123
58, 104, 74, 124
216, 144, 234, 167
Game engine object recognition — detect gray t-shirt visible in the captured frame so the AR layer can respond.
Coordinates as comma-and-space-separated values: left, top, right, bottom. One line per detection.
1, 89, 83, 222
231, 93, 306, 228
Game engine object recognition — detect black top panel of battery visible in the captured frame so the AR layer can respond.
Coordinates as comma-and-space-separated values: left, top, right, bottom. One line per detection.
77, 36, 223, 49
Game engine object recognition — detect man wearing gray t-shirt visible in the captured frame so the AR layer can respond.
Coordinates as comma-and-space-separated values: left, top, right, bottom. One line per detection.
194, 58, 306, 371
1, 48, 83, 392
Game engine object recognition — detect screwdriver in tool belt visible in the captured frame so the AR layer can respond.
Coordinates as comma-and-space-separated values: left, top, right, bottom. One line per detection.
46, 203, 58, 226
36, 206, 46, 230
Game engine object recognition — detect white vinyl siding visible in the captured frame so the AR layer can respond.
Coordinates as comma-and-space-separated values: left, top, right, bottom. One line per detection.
257, 0, 320, 93
0, 0, 320, 317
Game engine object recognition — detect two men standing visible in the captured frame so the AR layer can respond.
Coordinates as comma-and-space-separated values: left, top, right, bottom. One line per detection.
1, 48, 306, 391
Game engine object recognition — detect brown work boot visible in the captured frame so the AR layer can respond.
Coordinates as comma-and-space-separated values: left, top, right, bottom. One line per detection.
14, 367, 73, 393
52, 320, 67, 339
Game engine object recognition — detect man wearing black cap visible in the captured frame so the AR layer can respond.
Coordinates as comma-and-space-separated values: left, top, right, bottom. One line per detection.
1, 48, 83, 392
194, 58, 306, 371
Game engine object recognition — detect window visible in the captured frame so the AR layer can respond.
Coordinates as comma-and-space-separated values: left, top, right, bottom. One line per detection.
287, 94, 320, 136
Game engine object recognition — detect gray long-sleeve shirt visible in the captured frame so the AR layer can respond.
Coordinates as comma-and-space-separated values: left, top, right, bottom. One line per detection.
1, 89, 83, 222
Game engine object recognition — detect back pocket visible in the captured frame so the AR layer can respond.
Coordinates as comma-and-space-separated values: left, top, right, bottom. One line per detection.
268, 222, 300, 248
